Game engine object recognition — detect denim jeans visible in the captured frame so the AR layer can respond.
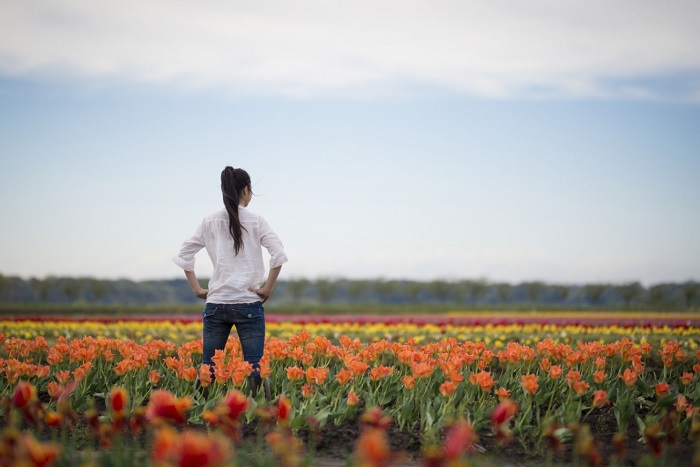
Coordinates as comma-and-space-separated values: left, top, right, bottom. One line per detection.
202, 302, 265, 379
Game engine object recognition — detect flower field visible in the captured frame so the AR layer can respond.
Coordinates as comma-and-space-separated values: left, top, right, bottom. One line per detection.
1, 311, 700, 466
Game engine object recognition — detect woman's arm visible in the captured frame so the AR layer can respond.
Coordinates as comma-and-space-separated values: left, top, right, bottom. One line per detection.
250, 266, 282, 303
185, 270, 208, 300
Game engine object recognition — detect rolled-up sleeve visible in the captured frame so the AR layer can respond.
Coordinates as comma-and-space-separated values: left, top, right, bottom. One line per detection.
259, 217, 288, 269
172, 221, 206, 271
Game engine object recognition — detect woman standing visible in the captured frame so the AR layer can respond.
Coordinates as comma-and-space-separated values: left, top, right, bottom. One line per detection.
173, 166, 287, 398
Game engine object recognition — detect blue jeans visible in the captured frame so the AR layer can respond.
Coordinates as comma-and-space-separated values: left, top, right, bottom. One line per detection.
202, 302, 265, 379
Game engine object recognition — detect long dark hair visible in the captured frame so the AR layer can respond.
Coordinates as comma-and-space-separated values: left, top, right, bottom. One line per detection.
220, 166, 252, 254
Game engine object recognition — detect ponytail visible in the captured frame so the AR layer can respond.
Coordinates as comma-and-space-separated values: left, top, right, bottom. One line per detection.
220, 166, 251, 254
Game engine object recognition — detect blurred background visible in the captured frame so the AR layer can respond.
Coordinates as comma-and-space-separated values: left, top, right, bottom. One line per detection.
1, 1, 699, 309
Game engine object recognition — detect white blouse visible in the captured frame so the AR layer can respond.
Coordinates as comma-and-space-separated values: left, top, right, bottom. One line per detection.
173, 206, 288, 304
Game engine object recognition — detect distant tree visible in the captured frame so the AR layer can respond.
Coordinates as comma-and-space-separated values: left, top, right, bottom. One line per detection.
428, 280, 452, 304
583, 284, 608, 307
315, 278, 338, 304
615, 282, 644, 308
648, 284, 668, 310
32, 278, 53, 302
455, 279, 489, 306
0, 274, 11, 300
346, 280, 368, 303
285, 278, 310, 303
495, 283, 512, 305
682, 281, 700, 310
374, 279, 396, 303
523, 281, 545, 309
61, 279, 82, 303
89, 279, 110, 301
402, 281, 423, 303
550, 285, 570, 305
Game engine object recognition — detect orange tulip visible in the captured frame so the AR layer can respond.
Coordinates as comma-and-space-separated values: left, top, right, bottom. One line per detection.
181, 366, 197, 383
146, 390, 192, 425
491, 399, 518, 426
443, 418, 478, 460
152, 427, 230, 467
619, 368, 638, 387
220, 390, 248, 422
655, 382, 670, 398
22, 433, 61, 467
347, 359, 370, 377
46, 381, 63, 401
305, 367, 330, 385
439, 380, 458, 398
55, 370, 71, 386
469, 371, 494, 392
198, 365, 212, 388
593, 390, 609, 408
335, 368, 352, 385
148, 370, 162, 385
12, 381, 37, 409
494, 387, 511, 402
675, 395, 688, 413
565, 370, 581, 388
681, 372, 694, 386
301, 384, 315, 399
411, 362, 434, 379
549, 365, 563, 380
594, 356, 606, 370
286, 366, 304, 381
521, 374, 538, 396
369, 365, 394, 381
354, 428, 391, 466
593, 370, 606, 385
360, 406, 392, 431
45, 410, 62, 428
573, 380, 590, 397
402, 375, 416, 390
348, 390, 360, 407
277, 396, 293, 425
109, 386, 128, 420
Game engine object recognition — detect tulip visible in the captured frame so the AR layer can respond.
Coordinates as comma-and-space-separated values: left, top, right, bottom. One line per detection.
335, 368, 352, 385
354, 428, 391, 466
443, 418, 477, 460
655, 382, 670, 398
146, 390, 192, 425
109, 386, 128, 422
521, 374, 538, 396
286, 366, 304, 381
347, 390, 360, 407
593, 390, 609, 407
619, 368, 638, 387
277, 396, 293, 425
402, 375, 416, 390
148, 370, 162, 385
439, 380, 458, 398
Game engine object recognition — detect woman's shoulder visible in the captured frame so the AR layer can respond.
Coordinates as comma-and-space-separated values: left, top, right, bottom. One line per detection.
202, 208, 228, 223
238, 206, 265, 223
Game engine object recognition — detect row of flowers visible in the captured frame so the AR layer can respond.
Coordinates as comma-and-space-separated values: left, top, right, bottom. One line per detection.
2, 318, 700, 347
1, 324, 700, 464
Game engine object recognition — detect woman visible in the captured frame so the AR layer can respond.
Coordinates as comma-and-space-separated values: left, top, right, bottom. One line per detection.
173, 166, 287, 399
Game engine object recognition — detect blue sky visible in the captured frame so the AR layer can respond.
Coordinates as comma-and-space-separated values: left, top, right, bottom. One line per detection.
1, 1, 699, 285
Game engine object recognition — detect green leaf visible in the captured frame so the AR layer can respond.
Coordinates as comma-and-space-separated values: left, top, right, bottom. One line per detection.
655, 393, 677, 409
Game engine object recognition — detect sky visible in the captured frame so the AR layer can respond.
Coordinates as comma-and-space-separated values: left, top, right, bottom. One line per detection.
1, 1, 699, 286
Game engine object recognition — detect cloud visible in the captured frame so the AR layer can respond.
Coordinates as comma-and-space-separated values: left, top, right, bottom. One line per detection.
1, 0, 699, 100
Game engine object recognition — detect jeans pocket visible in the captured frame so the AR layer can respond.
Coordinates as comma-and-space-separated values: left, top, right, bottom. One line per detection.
235, 302, 264, 320
202, 305, 219, 319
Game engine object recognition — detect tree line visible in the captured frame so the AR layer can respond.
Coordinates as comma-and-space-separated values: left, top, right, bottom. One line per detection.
0, 274, 698, 310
